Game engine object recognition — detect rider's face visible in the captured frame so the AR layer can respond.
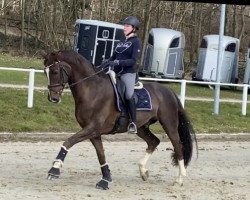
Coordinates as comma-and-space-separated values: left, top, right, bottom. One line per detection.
123, 24, 134, 36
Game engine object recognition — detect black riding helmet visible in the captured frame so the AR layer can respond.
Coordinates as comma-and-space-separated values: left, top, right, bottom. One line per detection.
121, 16, 140, 30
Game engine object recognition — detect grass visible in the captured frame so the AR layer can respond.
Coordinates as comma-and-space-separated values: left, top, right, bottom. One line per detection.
0, 52, 45, 86
0, 52, 43, 68
0, 53, 250, 134
0, 88, 250, 134
0, 89, 79, 132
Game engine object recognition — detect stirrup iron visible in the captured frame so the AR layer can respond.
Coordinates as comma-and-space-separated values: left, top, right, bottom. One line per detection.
128, 122, 137, 134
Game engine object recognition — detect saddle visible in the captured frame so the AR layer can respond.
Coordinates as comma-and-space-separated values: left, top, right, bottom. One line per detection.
107, 70, 152, 112
107, 70, 143, 89
107, 71, 152, 134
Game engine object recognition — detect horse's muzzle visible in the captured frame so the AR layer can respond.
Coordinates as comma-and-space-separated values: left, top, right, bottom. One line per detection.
48, 93, 61, 103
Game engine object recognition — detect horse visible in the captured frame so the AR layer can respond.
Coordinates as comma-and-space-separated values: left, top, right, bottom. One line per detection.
43, 50, 197, 190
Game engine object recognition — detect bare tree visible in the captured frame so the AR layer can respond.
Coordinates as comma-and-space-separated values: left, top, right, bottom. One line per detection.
139, 0, 154, 68
20, 0, 25, 51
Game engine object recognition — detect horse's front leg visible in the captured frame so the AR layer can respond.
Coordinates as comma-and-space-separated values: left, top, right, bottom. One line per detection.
47, 126, 98, 180
90, 137, 112, 190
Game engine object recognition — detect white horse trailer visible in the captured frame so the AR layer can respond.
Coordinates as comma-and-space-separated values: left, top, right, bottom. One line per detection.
141, 28, 185, 79
193, 35, 240, 83
73, 19, 125, 66
243, 43, 250, 84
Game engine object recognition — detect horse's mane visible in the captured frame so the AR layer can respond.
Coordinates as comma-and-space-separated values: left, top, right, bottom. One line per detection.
57, 50, 108, 79
57, 50, 90, 68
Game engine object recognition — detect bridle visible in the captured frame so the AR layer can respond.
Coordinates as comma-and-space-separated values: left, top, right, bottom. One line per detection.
44, 61, 107, 90
44, 61, 69, 92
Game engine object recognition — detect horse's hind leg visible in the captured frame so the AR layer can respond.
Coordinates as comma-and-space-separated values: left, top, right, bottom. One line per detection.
159, 118, 186, 186
136, 125, 160, 181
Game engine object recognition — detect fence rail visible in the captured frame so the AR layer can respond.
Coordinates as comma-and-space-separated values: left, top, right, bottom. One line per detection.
0, 67, 249, 115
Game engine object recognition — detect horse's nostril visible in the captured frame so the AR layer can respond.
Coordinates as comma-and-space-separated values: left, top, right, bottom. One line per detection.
52, 97, 59, 102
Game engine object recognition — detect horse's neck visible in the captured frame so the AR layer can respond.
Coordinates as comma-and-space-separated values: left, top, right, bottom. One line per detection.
69, 70, 113, 105
72, 64, 95, 80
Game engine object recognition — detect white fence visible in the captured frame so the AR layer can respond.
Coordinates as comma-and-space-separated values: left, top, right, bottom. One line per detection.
0, 67, 43, 108
0, 67, 249, 115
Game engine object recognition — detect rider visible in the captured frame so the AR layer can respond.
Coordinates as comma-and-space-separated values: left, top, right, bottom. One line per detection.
106, 16, 142, 134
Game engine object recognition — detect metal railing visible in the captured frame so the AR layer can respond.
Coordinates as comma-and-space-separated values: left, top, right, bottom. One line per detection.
0, 67, 249, 115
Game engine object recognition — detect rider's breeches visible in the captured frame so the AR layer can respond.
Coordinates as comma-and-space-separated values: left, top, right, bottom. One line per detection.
120, 73, 136, 100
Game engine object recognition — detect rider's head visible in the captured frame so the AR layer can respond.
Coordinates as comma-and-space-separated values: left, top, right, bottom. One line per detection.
121, 16, 140, 37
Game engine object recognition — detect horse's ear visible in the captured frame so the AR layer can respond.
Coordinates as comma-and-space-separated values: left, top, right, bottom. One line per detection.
57, 51, 63, 61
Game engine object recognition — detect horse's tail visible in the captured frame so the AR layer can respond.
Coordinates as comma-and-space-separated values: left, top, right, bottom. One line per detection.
172, 92, 198, 167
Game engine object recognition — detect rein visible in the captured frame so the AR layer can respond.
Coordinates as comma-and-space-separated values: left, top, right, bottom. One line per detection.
66, 67, 106, 88
45, 61, 107, 89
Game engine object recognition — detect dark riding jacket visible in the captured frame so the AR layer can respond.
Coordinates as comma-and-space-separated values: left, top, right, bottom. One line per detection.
109, 35, 141, 75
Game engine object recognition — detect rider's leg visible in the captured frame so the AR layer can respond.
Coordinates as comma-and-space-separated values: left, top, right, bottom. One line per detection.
126, 96, 137, 133
120, 73, 137, 134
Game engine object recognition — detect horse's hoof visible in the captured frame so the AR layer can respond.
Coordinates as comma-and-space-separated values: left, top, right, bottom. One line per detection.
96, 179, 109, 190
141, 170, 149, 181
47, 167, 60, 180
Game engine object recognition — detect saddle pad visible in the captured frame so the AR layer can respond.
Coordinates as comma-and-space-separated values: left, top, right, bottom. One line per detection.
110, 77, 152, 112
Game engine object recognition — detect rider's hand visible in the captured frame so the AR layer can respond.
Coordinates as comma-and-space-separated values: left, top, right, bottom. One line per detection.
100, 59, 110, 69
108, 60, 119, 70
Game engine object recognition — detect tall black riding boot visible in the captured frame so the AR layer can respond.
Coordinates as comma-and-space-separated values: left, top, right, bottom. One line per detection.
126, 97, 137, 134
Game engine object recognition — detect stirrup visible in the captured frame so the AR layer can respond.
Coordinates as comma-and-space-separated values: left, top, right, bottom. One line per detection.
128, 122, 137, 134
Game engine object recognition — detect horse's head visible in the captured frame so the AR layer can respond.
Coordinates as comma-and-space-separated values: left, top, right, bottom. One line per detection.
43, 52, 71, 103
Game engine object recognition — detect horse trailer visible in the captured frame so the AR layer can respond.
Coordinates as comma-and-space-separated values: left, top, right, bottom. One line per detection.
141, 28, 185, 79
193, 35, 240, 83
243, 43, 250, 84
73, 19, 125, 66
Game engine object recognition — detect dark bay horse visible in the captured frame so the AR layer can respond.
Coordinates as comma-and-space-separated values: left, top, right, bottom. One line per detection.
43, 50, 197, 190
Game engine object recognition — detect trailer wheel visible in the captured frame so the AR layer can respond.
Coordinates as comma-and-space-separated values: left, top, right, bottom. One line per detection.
230, 78, 239, 91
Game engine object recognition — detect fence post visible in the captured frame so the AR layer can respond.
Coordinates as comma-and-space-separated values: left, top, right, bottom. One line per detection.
242, 84, 248, 116
28, 69, 35, 108
180, 80, 186, 108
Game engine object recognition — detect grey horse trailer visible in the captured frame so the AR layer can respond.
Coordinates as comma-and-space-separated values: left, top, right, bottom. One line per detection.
193, 35, 240, 83
243, 43, 250, 84
73, 19, 125, 66
141, 28, 185, 79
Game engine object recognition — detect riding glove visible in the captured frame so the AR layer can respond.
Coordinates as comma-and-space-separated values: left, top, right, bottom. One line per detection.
100, 59, 110, 69
108, 60, 119, 70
